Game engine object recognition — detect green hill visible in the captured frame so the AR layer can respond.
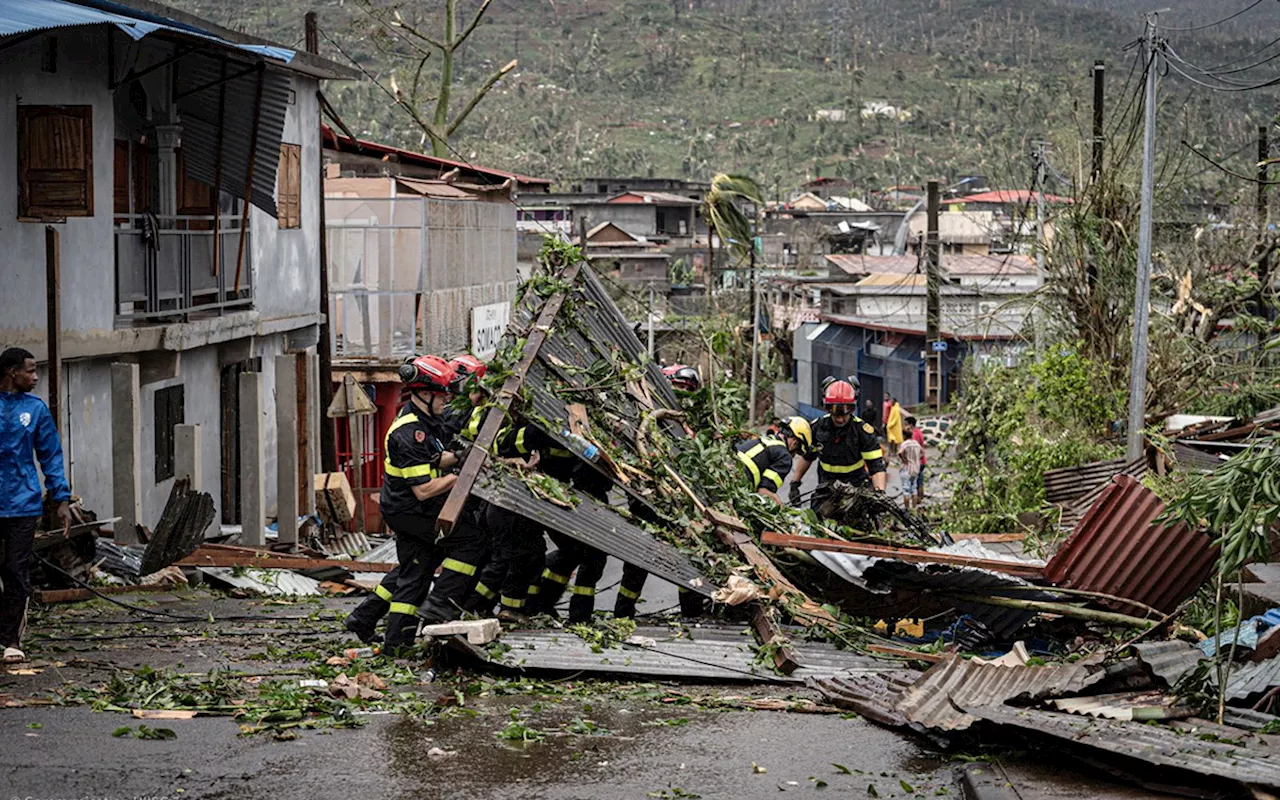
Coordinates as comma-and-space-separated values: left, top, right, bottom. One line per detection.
172, 0, 1280, 195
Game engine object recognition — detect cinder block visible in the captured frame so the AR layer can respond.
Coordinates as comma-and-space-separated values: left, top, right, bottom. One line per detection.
419, 618, 501, 645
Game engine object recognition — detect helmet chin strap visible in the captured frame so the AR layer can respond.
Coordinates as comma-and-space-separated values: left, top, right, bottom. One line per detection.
412, 389, 443, 417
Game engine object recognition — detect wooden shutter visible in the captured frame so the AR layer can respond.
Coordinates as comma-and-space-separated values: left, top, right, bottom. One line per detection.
113, 139, 129, 221
18, 105, 94, 220
277, 143, 301, 229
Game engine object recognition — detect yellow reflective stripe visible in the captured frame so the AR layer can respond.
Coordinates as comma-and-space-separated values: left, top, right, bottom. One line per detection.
386, 412, 418, 438
526, 584, 541, 595
515, 428, 529, 454
820, 460, 866, 474
762, 469, 782, 488
374, 584, 394, 602
441, 558, 477, 576
500, 595, 526, 608
570, 584, 596, 596
463, 407, 484, 440
385, 461, 439, 479
861, 448, 884, 461
542, 569, 570, 585
737, 450, 762, 488
389, 602, 418, 615
618, 586, 641, 600
474, 582, 497, 600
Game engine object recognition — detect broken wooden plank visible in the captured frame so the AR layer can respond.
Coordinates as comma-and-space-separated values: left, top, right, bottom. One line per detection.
436, 261, 583, 534
176, 546, 395, 573
712, 524, 841, 634
34, 583, 179, 604
864, 644, 944, 664
759, 531, 1046, 581
750, 602, 800, 675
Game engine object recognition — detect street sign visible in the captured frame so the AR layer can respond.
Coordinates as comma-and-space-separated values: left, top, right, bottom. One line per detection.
931, 340, 949, 353
471, 301, 511, 360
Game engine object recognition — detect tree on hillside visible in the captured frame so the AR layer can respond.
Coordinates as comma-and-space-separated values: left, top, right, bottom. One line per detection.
359, 0, 516, 158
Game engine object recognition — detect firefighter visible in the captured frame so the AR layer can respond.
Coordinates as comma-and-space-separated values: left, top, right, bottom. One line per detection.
417, 355, 496, 625
737, 416, 813, 504
346, 355, 457, 654
788, 380, 887, 510
616, 365, 704, 620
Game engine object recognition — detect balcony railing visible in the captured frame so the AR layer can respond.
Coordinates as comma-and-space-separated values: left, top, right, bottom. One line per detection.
115, 214, 253, 324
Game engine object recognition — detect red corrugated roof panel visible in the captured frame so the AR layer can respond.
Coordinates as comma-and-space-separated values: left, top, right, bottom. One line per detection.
1044, 475, 1216, 615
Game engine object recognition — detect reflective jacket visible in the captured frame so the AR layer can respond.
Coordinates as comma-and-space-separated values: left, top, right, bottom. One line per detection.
736, 436, 792, 494
379, 403, 450, 522
810, 414, 886, 486
0, 392, 70, 517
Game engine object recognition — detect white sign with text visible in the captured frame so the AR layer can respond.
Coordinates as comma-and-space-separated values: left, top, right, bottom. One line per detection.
470, 301, 511, 360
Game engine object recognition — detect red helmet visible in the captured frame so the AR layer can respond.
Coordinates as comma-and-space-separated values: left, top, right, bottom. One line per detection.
823, 380, 856, 407
661, 364, 701, 392
449, 354, 488, 391
398, 355, 455, 394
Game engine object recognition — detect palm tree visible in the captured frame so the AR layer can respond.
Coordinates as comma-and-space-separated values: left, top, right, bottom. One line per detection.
701, 173, 764, 273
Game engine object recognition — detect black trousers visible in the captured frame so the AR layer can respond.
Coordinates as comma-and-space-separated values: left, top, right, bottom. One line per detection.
418, 502, 490, 624
0, 516, 39, 648
614, 563, 706, 618
382, 513, 437, 651
536, 531, 607, 623
466, 504, 546, 614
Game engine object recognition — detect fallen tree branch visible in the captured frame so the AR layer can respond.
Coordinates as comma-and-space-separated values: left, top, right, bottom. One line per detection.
946, 593, 1155, 629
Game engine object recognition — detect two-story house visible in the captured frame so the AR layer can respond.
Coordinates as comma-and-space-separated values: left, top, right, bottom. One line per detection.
0, 0, 355, 539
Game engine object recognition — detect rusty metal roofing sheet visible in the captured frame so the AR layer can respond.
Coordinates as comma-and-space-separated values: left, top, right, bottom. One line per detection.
970, 705, 1280, 790
1049, 691, 1193, 721
894, 654, 1105, 731
466, 623, 884, 683
1055, 459, 1148, 533
472, 470, 714, 596
1043, 458, 1130, 505
811, 670, 922, 727
1044, 475, 1216, 615
1132, 640, 1206, 688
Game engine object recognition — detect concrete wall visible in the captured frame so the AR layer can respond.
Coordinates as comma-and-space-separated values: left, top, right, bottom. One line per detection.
581, 204, 657, 238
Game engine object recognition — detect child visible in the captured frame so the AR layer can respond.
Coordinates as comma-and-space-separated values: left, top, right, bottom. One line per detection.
897, 417, 924, 510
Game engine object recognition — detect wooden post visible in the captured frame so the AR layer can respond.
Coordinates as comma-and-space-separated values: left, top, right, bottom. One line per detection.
307, 16, 337, 473
344, 375, 366, 534
45, 226, 61, 434
1092, 61, 1105, 182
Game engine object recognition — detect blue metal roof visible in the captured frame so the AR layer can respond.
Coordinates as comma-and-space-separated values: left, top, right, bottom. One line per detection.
0, 0, 294, 62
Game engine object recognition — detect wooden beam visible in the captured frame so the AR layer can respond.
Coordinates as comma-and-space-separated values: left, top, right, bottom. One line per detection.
712, 524, 841, 635
760, 531, 1046, 581
35, 584, 179, 604
176, 545, 394, 573
436, 261, 584, 534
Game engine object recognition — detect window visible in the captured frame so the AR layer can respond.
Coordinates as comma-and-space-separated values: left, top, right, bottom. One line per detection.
154, 384, 185, 482
17, 105, 94, 220
277, 143, 301, 229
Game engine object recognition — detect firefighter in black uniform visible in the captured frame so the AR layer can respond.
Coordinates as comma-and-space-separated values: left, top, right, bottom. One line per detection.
615, 364, 705, 620
737, 417, 813, 503
362, 355, 458, 653
789, 379, 887, 510
417, 355, 494, 625
344, 354, 483, 643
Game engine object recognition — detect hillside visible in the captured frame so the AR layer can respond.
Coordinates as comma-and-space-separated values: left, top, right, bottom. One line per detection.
171, 0, 1280, 196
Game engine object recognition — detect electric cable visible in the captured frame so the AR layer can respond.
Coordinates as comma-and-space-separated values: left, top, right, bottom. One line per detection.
1153, 0, 1265, 32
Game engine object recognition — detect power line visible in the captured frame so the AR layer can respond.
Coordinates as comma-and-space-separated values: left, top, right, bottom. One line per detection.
1153, 0, 1265, 32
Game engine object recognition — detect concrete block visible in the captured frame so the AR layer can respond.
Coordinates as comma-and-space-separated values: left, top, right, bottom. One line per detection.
419, 618, 501, 645
110, 363, 142, 545
139, 351, 180, 385
218, 338, 255, 367
275, 354, 298, 545
239, 371, 265, 546
174, 423, 202, 491
305, 350, 320, 512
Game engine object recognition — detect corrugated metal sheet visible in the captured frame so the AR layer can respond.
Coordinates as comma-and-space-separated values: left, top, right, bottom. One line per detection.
1049, 691, 1193, 721
199, 567, 322, 596
358, 537, 398, 564
473, 471, 714, 596
1200, 618, 1267, 658
1043, 458, 1130, 504
471, 624, 883, 683
0, 0, 294, 61
811, 670, 922, 727
895, 654, 1105, 731
1222, 707, 1280, 731
1055, 459, 1148, 533
1044, 475, 1216, 615
1170, 442, 1229, 472
970, 705, 1280, 790
95, 539, 145, 578
1132, 640, 1206, 688
1221, 657, 1280, 701
176, 52, 291, 216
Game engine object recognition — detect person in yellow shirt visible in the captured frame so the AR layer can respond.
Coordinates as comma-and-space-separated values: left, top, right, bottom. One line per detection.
885, 395, 903, 446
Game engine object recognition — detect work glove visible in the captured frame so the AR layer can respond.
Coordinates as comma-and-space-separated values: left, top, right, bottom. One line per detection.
787, 482, 803, 507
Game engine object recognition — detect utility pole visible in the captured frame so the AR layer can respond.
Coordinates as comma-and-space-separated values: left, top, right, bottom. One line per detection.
647, 283, 656, 359
925, 179, 941, 410
308, 11, 336, 472
1033, 142, 1048, 354
1126, 17, 1159, 462
1258, 125, 1269, 223
1092, 60, 1105, 182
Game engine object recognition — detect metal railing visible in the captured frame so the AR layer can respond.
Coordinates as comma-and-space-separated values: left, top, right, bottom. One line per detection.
115, 214, 253, 323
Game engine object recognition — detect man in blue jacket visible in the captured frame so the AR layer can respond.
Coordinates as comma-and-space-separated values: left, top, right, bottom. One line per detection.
0, 347, 71, 663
